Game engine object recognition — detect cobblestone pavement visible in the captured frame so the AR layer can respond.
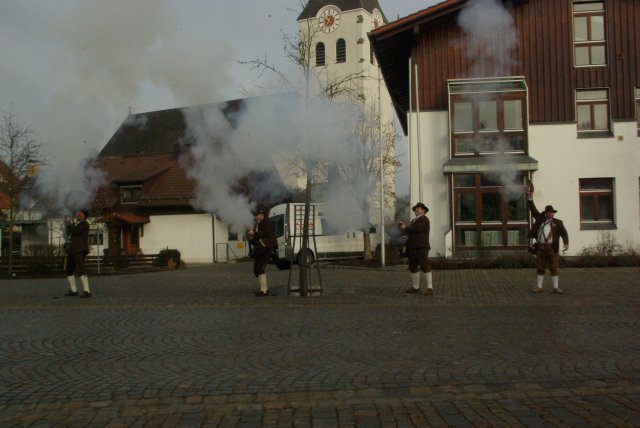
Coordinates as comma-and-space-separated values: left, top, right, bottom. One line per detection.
1, 263, 639, 427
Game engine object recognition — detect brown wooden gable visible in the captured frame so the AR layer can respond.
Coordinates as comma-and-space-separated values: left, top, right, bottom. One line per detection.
371, 0, 640, 133
95, 96, 290, 214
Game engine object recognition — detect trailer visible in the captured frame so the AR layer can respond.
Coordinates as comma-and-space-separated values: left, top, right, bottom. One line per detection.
269, 202, 374, 264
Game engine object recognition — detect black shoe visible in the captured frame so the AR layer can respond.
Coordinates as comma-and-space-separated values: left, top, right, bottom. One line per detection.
255, 290, 270, 297
64, 291, 79, 297
80, 292, 92, 298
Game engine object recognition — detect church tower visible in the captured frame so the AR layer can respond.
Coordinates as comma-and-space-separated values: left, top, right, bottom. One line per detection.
297, 0, 396, 215
297, 0, 391, 111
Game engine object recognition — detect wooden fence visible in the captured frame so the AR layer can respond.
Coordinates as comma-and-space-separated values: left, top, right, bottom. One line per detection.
0, 254, 161, 276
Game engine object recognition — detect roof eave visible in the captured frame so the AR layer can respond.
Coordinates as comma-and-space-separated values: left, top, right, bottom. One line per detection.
369, 0, 467, 134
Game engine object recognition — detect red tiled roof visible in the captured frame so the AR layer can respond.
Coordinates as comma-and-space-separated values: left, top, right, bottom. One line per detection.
94, 154, 196, 207
103, 211, 150, 224
0, 191, 9, 210
94, 96, 290, 213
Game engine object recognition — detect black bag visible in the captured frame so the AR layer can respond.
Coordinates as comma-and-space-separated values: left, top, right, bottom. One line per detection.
527, 242, 538, 255
400, 245, 408, 257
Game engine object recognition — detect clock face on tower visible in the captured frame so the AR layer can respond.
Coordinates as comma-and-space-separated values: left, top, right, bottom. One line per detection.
318, 7, 341, 33
372, 9, 384, 29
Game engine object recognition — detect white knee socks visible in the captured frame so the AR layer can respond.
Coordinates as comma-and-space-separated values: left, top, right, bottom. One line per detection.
67, 275, 78, 293
423, 272, 433, 290
258, 274, 268, 292
80, 275, 90, 293
411, 272, 420, 290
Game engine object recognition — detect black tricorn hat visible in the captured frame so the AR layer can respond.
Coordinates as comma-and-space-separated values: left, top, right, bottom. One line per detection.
544, 205, 557, 213
252, 207, 267, 216
412, 202, 429, 213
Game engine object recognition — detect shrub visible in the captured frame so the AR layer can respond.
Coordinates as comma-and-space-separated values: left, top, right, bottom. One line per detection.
111, 254, 130, 271
491, 254, 536, 269
24, 245, 61, 274
580, 231, 621, 257
575, 255, 611, 268
155, 248, 181, 268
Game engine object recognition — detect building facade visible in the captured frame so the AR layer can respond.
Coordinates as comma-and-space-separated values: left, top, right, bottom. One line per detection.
370, 0, 640, 257
297, 0, 397, 221
95, 99, 287, 263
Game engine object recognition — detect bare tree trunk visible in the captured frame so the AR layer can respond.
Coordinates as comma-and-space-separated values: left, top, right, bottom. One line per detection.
299, 160, 312, 296
360, 202, 373, 260
7, 206, 14, 275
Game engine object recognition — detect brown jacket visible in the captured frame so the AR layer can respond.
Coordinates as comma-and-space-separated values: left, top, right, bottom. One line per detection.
405, 215, 431, 251
528, 200, 568, 254
69, 219, 90, 255
253, 217, 277, 248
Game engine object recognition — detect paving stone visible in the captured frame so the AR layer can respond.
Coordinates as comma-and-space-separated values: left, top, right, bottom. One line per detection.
0, 264, 638, 426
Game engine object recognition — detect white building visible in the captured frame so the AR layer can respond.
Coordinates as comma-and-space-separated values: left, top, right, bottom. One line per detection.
370, 0, 640, 257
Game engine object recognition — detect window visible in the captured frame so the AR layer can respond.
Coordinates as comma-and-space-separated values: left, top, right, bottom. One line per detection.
120, 185, 142, 204
449, 79, 527, 156
131, 226, 140, 245
88, 232, 104, 246
453, 173, 528, 250
270, 214, 285, 238
636, 88, 640, 137
579, 178, 615, 229
336, 38, 346, 63
228, 226, 238, 241
315, 42, 325, 67
370, 46, 375, 65
576, 89, 610, 135
573, 1, 606, 66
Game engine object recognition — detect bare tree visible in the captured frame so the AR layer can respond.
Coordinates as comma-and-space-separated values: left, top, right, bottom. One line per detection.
240, 0, 398, 290
334, 101, 399, 259
0, 108, 44, 274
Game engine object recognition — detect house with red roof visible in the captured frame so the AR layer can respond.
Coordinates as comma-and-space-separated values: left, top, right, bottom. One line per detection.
0, 159, 50, 257
95, 98, 289, 263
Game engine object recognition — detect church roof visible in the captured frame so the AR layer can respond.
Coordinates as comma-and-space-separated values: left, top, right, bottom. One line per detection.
298, 0, 385, 20
100, 99, 245, 157
95, 95, 290, 211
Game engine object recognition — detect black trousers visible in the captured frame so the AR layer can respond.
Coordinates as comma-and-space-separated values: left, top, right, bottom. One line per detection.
253, 247, 271, 277
65, 252, 86, 276
408, 247, 431, 273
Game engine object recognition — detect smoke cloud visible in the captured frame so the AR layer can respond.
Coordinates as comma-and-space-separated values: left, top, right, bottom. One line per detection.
182, 92, 380, 234
33, 148, 106, 216
457, 0, 524, 200
457, 0, 517, 76
5, 0, 236, 216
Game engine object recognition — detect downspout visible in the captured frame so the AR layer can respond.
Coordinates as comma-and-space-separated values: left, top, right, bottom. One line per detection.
211, 214, 216, 263
408, 57, 413, 202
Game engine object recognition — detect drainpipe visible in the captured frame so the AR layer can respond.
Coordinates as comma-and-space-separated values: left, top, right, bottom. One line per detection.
211, 214, 216, 263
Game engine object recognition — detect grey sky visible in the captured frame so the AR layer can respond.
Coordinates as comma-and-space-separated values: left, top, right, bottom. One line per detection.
0, 0, 439, 197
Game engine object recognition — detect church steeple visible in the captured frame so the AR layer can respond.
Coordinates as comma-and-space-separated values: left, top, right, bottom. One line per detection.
298, 0, 386, 21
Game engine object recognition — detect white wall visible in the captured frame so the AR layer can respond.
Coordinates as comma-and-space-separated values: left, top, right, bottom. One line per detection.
528, 121, 640, 254
409, 111, 450, 257
141, 213, 214, 263
410, 108, 640, 257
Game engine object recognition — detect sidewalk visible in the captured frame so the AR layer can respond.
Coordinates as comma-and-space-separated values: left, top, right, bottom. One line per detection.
1, 264, 639, 426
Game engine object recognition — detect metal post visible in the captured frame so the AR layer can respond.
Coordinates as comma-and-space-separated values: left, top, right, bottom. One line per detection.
408, 58, 413, 201
415, 63, 423, 202
96, 229, 101, 274
378, 66, 385, 267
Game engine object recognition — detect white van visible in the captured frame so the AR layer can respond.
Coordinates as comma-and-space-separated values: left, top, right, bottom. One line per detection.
269, 202, 375, 264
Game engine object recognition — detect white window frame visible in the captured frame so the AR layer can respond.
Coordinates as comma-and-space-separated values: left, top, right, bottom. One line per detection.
120, 185, 142, 204
576, 88, 610, 136
579, 177, 615, 229
573, 0, 607, 67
